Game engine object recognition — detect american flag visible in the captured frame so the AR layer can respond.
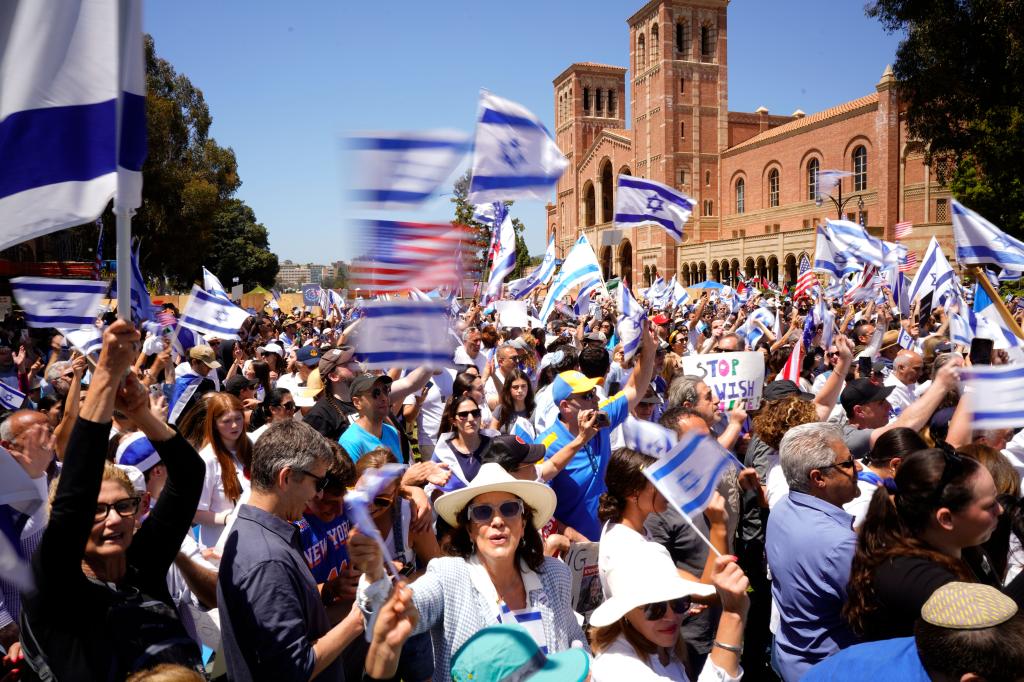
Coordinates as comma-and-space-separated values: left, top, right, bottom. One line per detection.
792, 255, 818, 301
349, 220, 473, 293
894, 221, 914, 240
156, 310, 177, 328
899, 250, 918, 273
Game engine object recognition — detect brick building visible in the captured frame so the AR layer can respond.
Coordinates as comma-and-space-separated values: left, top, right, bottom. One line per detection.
546, 0, 953, 288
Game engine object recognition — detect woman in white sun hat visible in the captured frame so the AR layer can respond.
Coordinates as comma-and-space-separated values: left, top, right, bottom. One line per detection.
589, 541, 750, 681
350, 462, 587, 682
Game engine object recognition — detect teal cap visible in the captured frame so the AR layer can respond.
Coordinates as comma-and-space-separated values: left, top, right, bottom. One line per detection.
450, 624, 589, 682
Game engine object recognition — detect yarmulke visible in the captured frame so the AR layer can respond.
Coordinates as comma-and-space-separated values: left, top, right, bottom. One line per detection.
921, 582, 1017, 629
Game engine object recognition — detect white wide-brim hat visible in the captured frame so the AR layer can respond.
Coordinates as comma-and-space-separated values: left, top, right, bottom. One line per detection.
589, 541, 716, 628
434, 462, 557, 528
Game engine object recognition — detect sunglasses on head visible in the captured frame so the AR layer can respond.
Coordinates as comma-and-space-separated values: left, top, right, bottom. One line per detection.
456, 408, 482, 419
95, 496, 142, 522
467, 499, 524, 524
643, 597, 692, 621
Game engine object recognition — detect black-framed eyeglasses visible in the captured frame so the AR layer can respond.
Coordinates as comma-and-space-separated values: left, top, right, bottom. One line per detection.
455, 408, 482, 420
94, 496, 142, 522
467, 499, 524, 524
818, 457, 856, 473
643, 597, 692, 621
296, 468, 331, 493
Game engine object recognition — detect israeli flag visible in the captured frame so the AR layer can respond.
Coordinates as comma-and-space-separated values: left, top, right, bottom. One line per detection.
483, 211, 517, 305
951, 200, 1024, 273
962, 364, 1024, 429
179, 285, 251, 340
740, 307, 775, 350
345, 463, 408, 582
111, 243, 156, 322
507, 236, 557, 300
825, 219, 886, 268
350, 301, 455, 369
348, 130, 470, 207
949, 312, 973, 347
621, 416, 677, 459
906, 237, 956, 304
467, 90, 568, 203
473, 202, 501, 227
60, 327, 103, 358
617, 284, 646, 362
644, 430, 734, 516
673, 280, 691, 308
614, 175, 694, 242
897, 327, 914, 350
538, 235, 602, 322
202, 267, 230, 300
0, 0, 146, 251
893, 271, 911, 317
813, 226, 857, 278
511, 417, 536, 443
10, 277, 108, 329
0, 382, 26, 411
820, 308, 836, 350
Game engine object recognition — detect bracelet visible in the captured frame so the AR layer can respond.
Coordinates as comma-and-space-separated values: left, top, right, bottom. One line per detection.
713, 640, 743, 654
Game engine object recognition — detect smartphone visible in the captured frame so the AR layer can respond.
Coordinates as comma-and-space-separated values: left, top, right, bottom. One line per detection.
857, 356, 872, 377
969, 337, 994, 366
594, 412, 611, 428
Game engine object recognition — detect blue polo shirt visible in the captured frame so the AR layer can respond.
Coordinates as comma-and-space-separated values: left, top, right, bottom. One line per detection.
339, 421, 403, 463
803, 637, 928, 681
766, 490, 859, 682
535, 391, 629, 541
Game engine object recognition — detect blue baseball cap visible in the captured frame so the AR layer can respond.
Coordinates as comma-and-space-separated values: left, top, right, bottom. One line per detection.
115, 432, 161, 473
295, 345, 321, 367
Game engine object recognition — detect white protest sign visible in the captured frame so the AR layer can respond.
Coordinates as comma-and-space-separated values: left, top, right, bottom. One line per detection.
495, 300, 529, 329
681, 351, 765, 411
565, 541, 603, 621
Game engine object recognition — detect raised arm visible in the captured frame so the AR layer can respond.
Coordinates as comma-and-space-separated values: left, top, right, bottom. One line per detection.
623, 323, 658, 411
814, 335, 853, 420
870, 360, 961, 447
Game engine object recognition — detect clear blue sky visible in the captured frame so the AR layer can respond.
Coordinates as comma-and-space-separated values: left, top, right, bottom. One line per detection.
145, 1, 903, 265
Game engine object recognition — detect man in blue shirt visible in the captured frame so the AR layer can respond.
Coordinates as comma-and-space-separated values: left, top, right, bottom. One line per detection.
766, 421, 861, 681
535, 323, 656, 540
339, 373, 403, 462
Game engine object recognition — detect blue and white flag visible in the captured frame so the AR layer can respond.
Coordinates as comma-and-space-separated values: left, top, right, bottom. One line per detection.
202, 267, 230, 300
952, 200, 1024, 273
815, 169, 853, 200
345, 463, 407, 582
472, 202, 501, 227
617, 284, 646, 362
511, 417, 536, 443
0, 382, 26, 411
268, 288, 282, 311
614, 175, 694, 242
897, 327, 914, 350
60, 327, 103, 359
906, 237, 956, 304
819, 308, 836, 351
538, 235, 602, 322
10, 277, 108, 329
350, 301, 455, 369
644, 430, 733, 516
621, 416, 677, 460
825, 219, 886, 268
467, 91, 568, 203
962, 364, 1024, 429
179, 285, 251, 340
741, 307, 775, 350
0, 447, 46, 592
482, 211, 516, 306
0, 0, 146, 251
893, 270, 911, 317
348, 130, 470, 207
673, 280, 691, 308
949, 312, 973, 348
813, 226, 857, 278
507, 236, 557, 300
111, 243, 156, 322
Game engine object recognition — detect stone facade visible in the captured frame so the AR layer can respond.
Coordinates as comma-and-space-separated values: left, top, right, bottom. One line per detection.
546, 0, 954, 288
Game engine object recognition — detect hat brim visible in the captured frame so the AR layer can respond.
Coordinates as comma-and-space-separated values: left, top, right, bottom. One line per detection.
200, 359, 221, 369
527, 648, 590, 682
554, 374, 602, 404
589, 573, 715, 628
434, 477, 557, 529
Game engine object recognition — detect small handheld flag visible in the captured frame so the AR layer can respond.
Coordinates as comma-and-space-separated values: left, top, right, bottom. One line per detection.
10, 277, 108, 329
344, 464, 408, 584
179, 285, 251, 340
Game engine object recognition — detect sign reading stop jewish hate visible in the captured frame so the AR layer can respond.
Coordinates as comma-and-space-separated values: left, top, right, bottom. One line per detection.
681, 351, 765, 411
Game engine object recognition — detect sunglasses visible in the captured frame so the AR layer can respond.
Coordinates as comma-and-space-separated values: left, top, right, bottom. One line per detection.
818, 457, 856, 473
467, 499, 524, 524
643, 597, 692, 621
279, 402, 297, 412
456, 408, 482, 420
95, 496, 142, 522
373, 495, 395, 509
369, 387, 390, 399
572, 390, 597, 402
296, 468, 331, 493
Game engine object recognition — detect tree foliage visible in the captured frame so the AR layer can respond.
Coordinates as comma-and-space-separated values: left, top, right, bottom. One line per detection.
867, 0, 1024, 234
451, 170, 532, 281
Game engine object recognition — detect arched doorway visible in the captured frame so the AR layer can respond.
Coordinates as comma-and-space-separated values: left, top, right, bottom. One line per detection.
698, 262, 707, 281
756, 257, 767, 281
642, 265, 652, 287
768, 256, 779, 284
619, 240, 633, 288
710, 261, 720, 282
600, 246, 613, 281
583, 182, 596, 227
784, 254, 797, 285
721, 260, 731, 285
731, 259, 741, 283
600, 160, 614, 223
744, 258, 755, 279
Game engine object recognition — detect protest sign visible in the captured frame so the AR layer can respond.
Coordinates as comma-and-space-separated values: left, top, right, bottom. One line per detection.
565, 541, 603, 621
681, 351, 765, 410
495, 300, 529, 329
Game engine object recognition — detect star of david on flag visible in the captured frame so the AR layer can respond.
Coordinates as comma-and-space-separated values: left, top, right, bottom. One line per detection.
614, 175, 693, 242
179, 285, 251, 340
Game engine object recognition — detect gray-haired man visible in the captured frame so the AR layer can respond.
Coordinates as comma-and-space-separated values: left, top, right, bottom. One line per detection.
218, 421, 362, 681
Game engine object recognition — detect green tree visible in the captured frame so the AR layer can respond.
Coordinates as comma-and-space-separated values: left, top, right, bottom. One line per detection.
203, 199, 279, 289
868, 0, 1024, 234
451, 171, 532, 281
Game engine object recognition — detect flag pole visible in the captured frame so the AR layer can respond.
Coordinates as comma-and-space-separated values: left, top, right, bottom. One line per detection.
115, 208, 132, 321
968, 265, 1024, 340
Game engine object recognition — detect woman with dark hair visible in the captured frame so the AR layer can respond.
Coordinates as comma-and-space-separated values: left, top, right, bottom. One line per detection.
844, 448, 1023, 640
193, 393, 253, 548
430, 395, 495, 494
958, 443, 1024, 583
247, 359, 272, 402
449, 370, 491, 426
488, 368, 536, 435
350, 462, 585, 681
247, 388, 296, 441
844, 427, 927, 527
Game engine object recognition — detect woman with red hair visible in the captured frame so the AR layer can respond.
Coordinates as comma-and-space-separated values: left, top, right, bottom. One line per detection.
193, 392, 253, 547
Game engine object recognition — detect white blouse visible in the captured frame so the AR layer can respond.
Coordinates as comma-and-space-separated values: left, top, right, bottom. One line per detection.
196, 440, 251, 548
592, 635, 742, 682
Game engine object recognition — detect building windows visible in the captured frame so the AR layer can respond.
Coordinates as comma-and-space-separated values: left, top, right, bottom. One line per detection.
679, 77, 685, 93
853, 145, 867, 191
637, 33, 646, 70
807, 158, 819, 200
651, 23, 659, 60
701, 24, 714, 60
768, 168, 780, 207
735, 178, 745, 214
702, 200, 714, 216
705, 170, 711, 187
936, 198, 949, 222
677, 168, 688, 186
583, 87, 591, 113
676, 21, 689, 55
680, 122, 685, 139
607, 89, 616, 116
859, 211, 868, 227
595, 89, 603, 112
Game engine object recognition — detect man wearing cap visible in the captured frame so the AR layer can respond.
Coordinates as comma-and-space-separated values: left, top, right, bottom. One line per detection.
883, 349, 923, 418
534, 324, 657, 541
338, 373, 403, 463
839, 359, 960, 459
278, 318, 299, 351
304, 346, 359, 441
169, 345, 220, 424
277, 345, 319, 396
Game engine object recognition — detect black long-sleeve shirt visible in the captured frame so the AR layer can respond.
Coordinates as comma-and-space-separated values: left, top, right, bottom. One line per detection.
19, 417, 207, 680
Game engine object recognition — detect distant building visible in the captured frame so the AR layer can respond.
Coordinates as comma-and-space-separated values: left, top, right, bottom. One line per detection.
276, 260, 343, 289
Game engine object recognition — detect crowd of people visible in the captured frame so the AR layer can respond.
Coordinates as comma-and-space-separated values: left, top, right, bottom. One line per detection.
1, 284, 1024, 682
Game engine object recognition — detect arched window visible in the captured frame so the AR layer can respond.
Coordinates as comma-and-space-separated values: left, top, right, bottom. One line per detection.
807, 158, 819, 201
680, 122, 685, 139
701, 24, 714, 59
651, 23, 659, 60
637, 33, 646, 70
676, 21, 689, 55
583, 183, 596, 227
595, 89, 603, 113
853, 146, 867, 191
583, 87, 591, 113
705, 170, 711, 187
607, 89, 616, 116
735, 178, 745, 214
768, 168, 780, 207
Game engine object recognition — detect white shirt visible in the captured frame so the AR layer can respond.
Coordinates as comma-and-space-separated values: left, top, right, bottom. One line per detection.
598, 522, 667, 598
842, 477, 880, 528
592, 634, 742, 682
533, 384, 559, 433
883, 373, 916, 418
196, 441, 251, 548
453, 345, 486, 373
